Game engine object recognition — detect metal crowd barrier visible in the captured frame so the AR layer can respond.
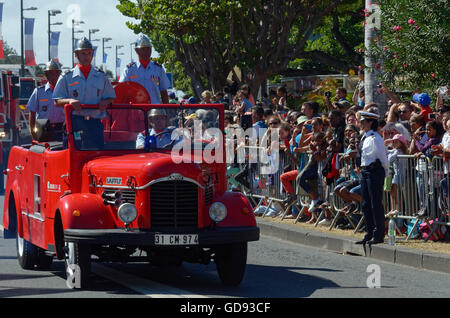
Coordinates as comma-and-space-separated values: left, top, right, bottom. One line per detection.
226, 144, 449, 241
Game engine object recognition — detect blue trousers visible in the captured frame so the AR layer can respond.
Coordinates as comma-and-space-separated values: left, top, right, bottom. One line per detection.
71, 115, 104, 150
361, 165, 385, 240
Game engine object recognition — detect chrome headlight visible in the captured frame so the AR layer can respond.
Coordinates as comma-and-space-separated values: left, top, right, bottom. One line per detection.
209, 202, 227, 222
117, 203, 137, 225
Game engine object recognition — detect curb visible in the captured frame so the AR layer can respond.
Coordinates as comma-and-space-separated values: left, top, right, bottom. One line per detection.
257, 218, 450, 275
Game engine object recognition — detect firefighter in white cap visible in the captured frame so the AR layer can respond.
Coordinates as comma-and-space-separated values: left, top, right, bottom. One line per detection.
53, 37, 116, 149
26, 59, 65, 141
120, 34, 169, 104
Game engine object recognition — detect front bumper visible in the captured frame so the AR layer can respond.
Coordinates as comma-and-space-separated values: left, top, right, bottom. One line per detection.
64, 226, 260, 246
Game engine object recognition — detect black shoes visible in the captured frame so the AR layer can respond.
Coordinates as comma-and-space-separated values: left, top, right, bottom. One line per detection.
355, 236, 372, 245
355, 236, 385, 245
368, 238, 384, 245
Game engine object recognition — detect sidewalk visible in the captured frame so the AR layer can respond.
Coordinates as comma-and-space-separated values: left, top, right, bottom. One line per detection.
257, 217, 450, 275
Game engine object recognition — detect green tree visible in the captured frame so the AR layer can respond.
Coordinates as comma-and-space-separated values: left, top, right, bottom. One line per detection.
369, 0, 450, 95
117, 0, 350, 97
0, 41, 21, 64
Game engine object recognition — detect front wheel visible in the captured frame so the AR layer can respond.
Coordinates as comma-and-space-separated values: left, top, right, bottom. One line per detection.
214, 242, 248, 286
64, 242, 91, 289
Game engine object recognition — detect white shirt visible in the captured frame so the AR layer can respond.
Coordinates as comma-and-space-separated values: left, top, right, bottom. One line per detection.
360, 130, 389, 176
441, 132, 450, 174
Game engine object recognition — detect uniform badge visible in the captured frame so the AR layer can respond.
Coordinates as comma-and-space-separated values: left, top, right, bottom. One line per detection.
42, 105, 48, 112
97, 89, 101, 96
73, 90, 78, 97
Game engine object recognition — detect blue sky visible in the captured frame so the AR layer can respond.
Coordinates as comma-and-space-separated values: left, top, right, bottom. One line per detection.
2, 0, 157, 76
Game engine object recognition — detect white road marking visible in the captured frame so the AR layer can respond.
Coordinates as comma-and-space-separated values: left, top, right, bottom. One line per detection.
92, 264, 207, 298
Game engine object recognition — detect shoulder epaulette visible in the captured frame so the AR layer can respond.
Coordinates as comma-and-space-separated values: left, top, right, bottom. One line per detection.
127, 62, 136, 68
95, 67, 105, 73
38, 85, 46, 89
153, 61, 162, 67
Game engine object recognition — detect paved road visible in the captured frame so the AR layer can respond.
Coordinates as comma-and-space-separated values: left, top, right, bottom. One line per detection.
1, 195, 450, 299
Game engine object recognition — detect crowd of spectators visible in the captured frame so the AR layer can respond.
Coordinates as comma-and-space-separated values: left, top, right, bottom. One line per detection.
171, 82, 450, 231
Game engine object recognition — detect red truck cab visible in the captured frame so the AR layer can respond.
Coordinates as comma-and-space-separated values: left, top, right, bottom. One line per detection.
2, 102, 259, 288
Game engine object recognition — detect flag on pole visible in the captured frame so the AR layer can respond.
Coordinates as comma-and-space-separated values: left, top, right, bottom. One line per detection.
116, 58, 121, 68
50, 31, 60, 63
103, 53, 107, 64
0, 3, 4, 60
24, 18, 36, 66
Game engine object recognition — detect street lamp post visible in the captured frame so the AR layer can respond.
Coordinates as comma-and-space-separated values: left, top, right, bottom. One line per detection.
116, 45, 124, 80
102, 37, 112, 68
71, 19, 85, 66
20, 0, 37, 77
48, 9, 62, 61
88, 29, 100, 42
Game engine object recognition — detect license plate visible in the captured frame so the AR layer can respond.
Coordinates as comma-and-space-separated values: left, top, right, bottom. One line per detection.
154, 234, 199, 245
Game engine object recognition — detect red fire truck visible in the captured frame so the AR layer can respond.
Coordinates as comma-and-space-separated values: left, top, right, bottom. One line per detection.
2, 89, 259, 289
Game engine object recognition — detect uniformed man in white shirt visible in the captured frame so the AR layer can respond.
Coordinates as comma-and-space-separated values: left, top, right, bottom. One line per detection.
356, 111, 389, 245
120, 35, 169, 104
27, 59, 64, 141
53, 37, 116, 149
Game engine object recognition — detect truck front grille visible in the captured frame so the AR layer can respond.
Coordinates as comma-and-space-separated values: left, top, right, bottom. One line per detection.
103, 188, 135, 204
150, 180, 198, 228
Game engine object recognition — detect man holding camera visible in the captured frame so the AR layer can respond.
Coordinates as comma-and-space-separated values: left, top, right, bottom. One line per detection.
325, 87, 349, 112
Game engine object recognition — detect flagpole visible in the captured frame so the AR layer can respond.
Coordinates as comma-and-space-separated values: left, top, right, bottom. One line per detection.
20, 0, 24, 76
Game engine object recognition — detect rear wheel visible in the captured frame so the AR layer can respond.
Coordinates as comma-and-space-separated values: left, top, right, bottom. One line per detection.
16, 232, 39, 270
36, 248, 53, 270
215, 242, 248, 286
64, 241, 91, 289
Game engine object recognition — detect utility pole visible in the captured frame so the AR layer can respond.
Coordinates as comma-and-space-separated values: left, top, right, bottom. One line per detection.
364, 0, 388, 114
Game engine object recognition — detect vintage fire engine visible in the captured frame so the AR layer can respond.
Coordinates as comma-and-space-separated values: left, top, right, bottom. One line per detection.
2, 83, 259, 288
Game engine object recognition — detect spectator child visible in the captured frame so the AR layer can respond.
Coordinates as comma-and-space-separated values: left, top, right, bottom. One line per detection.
384, 134, 409, 216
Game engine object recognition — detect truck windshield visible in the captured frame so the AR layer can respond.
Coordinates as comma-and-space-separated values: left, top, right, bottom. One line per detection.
70, 106, 221, 151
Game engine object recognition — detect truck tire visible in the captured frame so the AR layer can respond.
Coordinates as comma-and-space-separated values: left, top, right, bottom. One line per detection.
36, 248, 53, 270
64, 242, 91, 289
215, 242, 247, 286
16, 232, 38, 270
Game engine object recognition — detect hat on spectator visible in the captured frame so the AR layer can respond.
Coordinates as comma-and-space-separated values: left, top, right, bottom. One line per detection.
168, 91, 176, 99
297, 115, 309, 125
358, 111, 379, 121
188, 97, 197, 104
413, 93, 431, 106
385, 134, 408, 148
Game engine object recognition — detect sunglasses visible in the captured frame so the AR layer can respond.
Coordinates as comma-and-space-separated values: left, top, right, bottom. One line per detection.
398, 110, 409, 114
269, 122, 280, 126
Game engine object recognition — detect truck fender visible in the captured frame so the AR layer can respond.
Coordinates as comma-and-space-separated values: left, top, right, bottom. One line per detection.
56, 193, 115, 230
214, 191, 256, 227
3, 180, 22, 238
